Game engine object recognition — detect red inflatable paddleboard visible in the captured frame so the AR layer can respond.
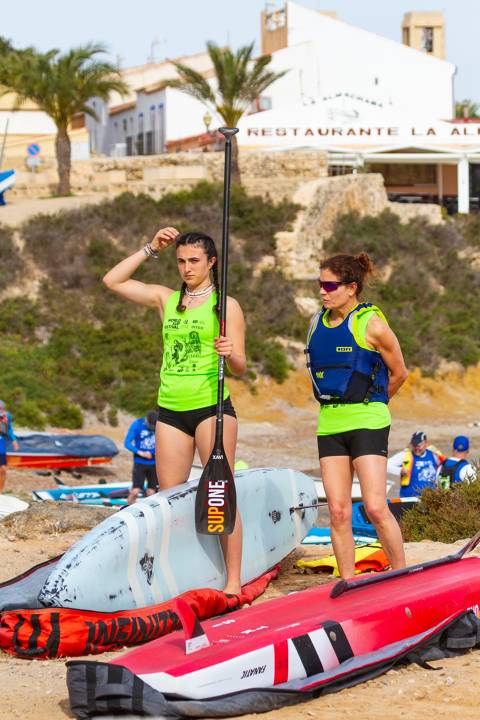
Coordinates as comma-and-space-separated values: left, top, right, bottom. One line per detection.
67, 533, 480, 717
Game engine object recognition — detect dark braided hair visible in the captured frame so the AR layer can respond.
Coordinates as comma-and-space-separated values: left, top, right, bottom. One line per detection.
175, 232, 220, 315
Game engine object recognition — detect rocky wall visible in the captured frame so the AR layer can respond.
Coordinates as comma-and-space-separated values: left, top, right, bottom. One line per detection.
275, 173, 444, 279
8, 149, 328, 203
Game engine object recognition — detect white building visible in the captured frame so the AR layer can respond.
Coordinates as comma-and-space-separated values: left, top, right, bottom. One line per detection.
86, 2, 480, 212
257, 3, 454, 119
86, 51, 214, 157
236, 3, 479, 213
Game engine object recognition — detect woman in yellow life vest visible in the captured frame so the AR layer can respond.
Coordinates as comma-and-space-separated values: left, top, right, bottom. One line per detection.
305, 253, 409, 579
103, 227, 246, 595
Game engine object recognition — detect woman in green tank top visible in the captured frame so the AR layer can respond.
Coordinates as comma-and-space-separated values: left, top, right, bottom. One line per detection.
308, 252, 409, 580
103, 227, 246, 595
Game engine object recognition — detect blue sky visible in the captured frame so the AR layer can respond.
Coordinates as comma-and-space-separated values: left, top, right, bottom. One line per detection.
2, 1, 479, 102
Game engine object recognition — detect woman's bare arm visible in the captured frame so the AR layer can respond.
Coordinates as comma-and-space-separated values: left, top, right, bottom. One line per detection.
214, 297, 247, 377
366, 315, 408, 398
102, 227, 179, 310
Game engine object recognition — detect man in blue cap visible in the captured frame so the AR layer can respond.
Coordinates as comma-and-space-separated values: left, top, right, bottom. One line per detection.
0, 400, 19, 493
437, 435, 476, 489
399, 430, 445, 497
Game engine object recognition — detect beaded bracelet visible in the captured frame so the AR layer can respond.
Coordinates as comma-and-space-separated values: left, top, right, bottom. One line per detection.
143, 242, 159, 259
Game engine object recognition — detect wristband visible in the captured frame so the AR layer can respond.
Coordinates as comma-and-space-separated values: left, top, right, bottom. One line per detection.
143, 242, 159, 259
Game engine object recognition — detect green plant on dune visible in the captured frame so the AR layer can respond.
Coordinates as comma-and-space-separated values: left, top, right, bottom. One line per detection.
0, 187, 302, 426
401, 476, 480, 543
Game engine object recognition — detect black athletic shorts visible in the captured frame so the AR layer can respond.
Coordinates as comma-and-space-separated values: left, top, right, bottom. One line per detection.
156, 397, 237, 438
0, 453, 6, 466
132, 463, 158, 491
317, 426, 390, 460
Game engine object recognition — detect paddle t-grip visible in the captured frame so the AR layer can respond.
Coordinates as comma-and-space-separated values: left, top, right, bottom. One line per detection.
219, 127, 239, 140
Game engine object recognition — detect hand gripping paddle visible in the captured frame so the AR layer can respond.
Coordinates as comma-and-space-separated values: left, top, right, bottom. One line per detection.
195, 127, 239, 536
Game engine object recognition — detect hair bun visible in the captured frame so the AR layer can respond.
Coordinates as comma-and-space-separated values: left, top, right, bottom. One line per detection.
355, 252, 374, 274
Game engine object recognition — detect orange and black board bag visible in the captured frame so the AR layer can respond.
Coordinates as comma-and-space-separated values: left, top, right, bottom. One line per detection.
0, 561, 279, 659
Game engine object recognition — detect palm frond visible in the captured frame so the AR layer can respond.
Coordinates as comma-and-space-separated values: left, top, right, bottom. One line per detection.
173, 41, 287, 126
171, 60, 216, 106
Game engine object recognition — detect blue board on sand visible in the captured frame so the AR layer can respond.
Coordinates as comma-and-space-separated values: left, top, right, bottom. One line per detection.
32, 481, 131, 503
302, 497, 418, 544
302, 527, 376, 545
38, 468, 317, 612
352, 497, 418, 537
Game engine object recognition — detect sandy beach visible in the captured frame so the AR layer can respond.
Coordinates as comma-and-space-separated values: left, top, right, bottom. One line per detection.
1, 372, 480, 719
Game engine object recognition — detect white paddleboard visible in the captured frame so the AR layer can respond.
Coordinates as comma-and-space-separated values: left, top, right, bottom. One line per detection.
315, 478, 394, 501
38, 468, 317, 611
0, 494, 29, 520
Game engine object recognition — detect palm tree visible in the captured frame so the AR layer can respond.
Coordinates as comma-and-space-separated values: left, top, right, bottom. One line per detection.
0, 44, 128, 195
172, 42, 287, 183
455, 99, 480, 119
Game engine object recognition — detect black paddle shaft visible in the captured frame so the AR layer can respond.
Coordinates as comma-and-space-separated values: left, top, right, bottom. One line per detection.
194, 127, 238, 536
214, 127, 238, 450
330, 529, 480, 598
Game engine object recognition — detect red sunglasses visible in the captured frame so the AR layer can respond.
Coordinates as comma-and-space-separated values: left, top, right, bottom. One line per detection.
317, 279, 353, 292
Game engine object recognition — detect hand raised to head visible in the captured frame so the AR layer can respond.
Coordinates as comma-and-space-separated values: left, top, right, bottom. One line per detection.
150, 227, 180, 252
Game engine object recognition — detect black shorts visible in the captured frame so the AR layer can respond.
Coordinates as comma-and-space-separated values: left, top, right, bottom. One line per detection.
0, 453, 6, 466
156, 397, 237, 438
317, 426, 390, 460
132, 463, 158, 491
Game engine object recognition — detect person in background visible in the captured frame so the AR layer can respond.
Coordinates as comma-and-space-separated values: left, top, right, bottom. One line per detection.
0, 400, 19, 493
400, 430, 445, 498
124, 411, 158, 504
437, 435, 477, 489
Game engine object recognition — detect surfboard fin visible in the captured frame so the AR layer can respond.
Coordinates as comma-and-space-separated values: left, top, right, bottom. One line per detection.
175, 598, 211, 654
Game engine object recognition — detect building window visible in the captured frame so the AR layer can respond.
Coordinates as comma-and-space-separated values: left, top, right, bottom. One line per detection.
265, 8, 286, 31
122, 118, 128, 134
421, 27, 434, 53
403, 27, 410, 45
145, 131, 154, 155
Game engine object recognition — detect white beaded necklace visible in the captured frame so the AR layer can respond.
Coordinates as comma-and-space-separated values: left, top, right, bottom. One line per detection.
184, 283, 214, 298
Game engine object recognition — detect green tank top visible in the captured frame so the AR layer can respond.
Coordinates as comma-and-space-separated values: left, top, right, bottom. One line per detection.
317, 306, 391, 435
158, 291, 229, 411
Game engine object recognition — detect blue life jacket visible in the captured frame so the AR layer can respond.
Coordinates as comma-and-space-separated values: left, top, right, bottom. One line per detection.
305, 303, 389, 405
437, 458, 469, 489
400, 448, 440, 497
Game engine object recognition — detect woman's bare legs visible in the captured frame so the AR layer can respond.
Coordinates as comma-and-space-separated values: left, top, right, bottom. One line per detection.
320, 455, 356, 579
354, 454, 406, 570
155, 422, 196, 489
195, 414, 242, 595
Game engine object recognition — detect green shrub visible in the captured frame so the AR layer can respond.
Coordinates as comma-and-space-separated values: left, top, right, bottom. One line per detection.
0, 225, 23, 291
44, 398, 83, 429
401, 479, 480, 542
13, 399, 47, 430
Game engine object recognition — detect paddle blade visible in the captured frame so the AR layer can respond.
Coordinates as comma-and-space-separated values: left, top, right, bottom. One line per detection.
195, 446, 236, 536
